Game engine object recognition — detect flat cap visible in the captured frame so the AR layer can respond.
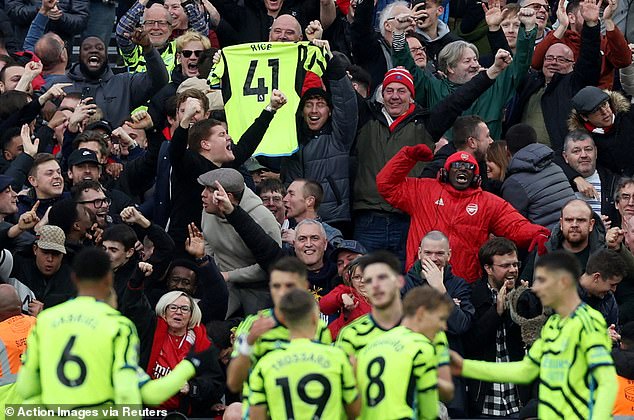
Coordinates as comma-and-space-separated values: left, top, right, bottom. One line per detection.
197, 168, 245, 193
571, 86, 610, 114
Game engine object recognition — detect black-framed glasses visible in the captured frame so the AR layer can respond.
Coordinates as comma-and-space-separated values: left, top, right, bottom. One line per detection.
544, 55, 574, 64
492, 261, 521, 269
78, 197, 111, 208
450, 161, 476, 171
167, 304, 191, 313
525, 2, 550, 12
410, 46, 426, 54
181, 50, 203, 58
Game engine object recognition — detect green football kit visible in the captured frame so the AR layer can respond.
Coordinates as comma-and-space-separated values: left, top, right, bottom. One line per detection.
356, 326, 440, 420
210, 42, 327, 157
248, 338, 357, 420
462, 303, 618, 419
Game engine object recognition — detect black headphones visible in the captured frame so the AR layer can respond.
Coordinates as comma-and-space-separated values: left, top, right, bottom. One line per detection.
437, 167, 482, 188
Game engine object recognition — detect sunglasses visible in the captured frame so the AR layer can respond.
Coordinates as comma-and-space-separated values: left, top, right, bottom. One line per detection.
450, 161, 476, 171
181, 49, 203, 58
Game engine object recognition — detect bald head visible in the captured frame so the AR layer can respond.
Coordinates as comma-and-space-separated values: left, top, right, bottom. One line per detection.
35, 32, 67, 71
269, 14, 302, 42
542, 43, 574, 82
0, 284, 22, 321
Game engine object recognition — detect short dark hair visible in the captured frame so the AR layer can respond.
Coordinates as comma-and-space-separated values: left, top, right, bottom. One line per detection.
257, 178, 286, 196
176, 88, 209, 112
48, 199, 80, 235
1, 127, 21, 152
566, 0, 581, 14
0, 64, 23, 84
0, 90, 30, 120
620, 321, 634, 348
165, 95, 178, 119
478, 237, 518, 267
73, 247, 112, 282
358, 251, 402, 275
403, 285, 453, 317
71, 180, 103, 201
586, 249, 628, 279
278, 288, 316, 328
300, 179, 323, 210
615, 177, 634, 203
534, 250, 581, 283
346, 65, 371, 91
187, 119, 224, 153
74, 130, 108, 157
505, 123, 537, 155
102, 224, 138, 251
453, 115, 484, 150
28, 153, 58, 178
270, 256, 308, 281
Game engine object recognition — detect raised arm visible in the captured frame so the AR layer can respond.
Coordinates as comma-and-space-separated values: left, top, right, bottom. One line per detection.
116, 0, 147, 56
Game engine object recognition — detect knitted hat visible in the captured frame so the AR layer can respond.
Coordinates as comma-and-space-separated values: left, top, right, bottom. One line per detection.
444, 151, 480, 175
505, 123, 537, 154
382, 68, 415, 97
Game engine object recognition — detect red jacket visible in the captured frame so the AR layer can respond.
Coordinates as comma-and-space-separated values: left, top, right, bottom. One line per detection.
531, 27, 631, 89
377, 148, 550, 282
319, 284, 371, 339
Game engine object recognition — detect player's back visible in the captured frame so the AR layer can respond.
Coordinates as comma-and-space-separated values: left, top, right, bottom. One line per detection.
531, 303, 614, 419
29, 297, 140, 407
249, 338, 357, 420
357, 326, 438, 420
336, 314, 388, 358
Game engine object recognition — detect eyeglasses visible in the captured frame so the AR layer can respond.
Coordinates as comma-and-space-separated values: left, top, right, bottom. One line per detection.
143, 20, 170, 27
410, 47, 426, 54
525, 2, 550, 12
492, 261, 521, 269
181, 50, 203, 58
450, 161, 476, 171
544, 55, 574, 64
78, 197, 111, 208
619, 194, 634, 203
166, 304, 191, 313
351, 274, 363, 283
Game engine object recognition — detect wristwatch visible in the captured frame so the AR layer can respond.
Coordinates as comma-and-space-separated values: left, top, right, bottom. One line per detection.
195, 255, 211, 265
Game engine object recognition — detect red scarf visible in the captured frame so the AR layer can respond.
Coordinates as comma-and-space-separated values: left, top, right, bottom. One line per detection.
389, 103, 416, 132
583, 120, 614, 135
147, 318, 211, 410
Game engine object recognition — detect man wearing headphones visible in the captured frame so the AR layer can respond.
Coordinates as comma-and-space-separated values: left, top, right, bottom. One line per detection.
377, 146, 551, 283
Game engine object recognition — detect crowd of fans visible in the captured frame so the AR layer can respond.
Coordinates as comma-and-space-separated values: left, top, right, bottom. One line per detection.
0, 0, 633, 416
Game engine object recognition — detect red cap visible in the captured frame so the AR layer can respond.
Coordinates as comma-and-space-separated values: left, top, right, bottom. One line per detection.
444, 151, 479, 175
382, 68, 415, 97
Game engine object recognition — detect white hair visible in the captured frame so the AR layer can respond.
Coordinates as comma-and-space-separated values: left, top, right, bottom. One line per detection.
155, 290, 202, 329
379, 1, 410, 38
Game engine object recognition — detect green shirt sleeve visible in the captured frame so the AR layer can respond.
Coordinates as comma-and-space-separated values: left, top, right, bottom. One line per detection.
433, 332, 450, 367
140, 360, 196, 406
247, 364, 267, 407
414, 347, 438, 420
462, 357, 540, 385
391, 42, 439, 108
591, 364, 618, 418
15, 324, 41, 401
340, 351, 358, 405
112, 320, 142, 406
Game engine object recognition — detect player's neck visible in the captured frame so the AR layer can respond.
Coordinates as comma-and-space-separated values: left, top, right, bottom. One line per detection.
372, 303, 403, 330
77, 285, 110, 301
553, 293, 582, 318
289, 328, 315, 340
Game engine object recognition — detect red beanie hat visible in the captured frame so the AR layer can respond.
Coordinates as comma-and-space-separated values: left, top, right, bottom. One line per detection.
444, 151, 480, 175
382, 68, 415, 97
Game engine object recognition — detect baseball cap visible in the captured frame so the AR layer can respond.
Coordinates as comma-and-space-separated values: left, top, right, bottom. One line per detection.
86, 120, 113, 135
0, 174, 14, 191
571, 86, 610, 114
197, 168, 245, 193
36, 225, 67, 254
68, 148, 100, 167
244, 157, 267, 173
332, 240, 368, 261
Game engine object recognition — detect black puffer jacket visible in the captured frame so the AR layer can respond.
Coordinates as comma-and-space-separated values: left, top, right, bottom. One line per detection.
501, 143, 576, 230
282, 63, 358, 224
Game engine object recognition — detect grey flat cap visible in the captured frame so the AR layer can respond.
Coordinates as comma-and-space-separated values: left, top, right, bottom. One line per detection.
571, 86, 610, 114
197, 168, 245, 193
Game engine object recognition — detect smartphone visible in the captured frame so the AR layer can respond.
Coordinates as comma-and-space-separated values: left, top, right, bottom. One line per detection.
81, 87, 91, 102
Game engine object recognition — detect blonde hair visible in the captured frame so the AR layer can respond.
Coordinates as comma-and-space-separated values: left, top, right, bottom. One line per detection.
155, 290, 202, 329
175, 31, 211, 52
